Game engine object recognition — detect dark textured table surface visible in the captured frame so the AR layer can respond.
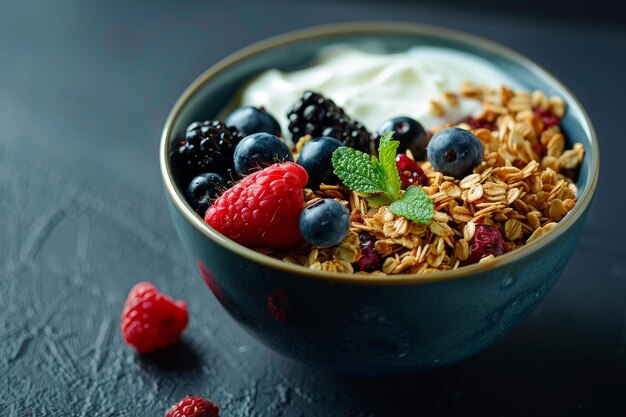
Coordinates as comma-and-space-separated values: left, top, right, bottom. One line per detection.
2, 1, 626, 416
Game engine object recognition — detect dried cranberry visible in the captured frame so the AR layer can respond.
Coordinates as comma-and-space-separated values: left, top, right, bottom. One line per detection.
533, 107, 560, 128
464, 116, 497, 131
464, 225, 506, 265
395, 154, 426, 189
356, 233, 380, 272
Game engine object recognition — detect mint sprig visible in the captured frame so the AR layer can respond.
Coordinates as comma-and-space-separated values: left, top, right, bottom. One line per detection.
389, 186, 434, 225
331, 146, 389, 196
331, 131, 434, 224
332, 131, 401, 207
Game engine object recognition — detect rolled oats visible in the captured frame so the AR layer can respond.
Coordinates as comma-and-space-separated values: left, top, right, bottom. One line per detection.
271, 85, 583, 276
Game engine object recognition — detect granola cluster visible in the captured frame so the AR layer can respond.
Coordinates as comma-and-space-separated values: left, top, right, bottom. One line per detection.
263, 83, 585, 275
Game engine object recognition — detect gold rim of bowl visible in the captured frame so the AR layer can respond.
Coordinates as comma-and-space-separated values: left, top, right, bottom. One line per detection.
160, 21, 600, 286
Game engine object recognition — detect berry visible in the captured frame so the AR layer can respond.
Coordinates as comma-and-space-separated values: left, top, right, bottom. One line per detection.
165, 396, 220, 417
395, 154, 426, 189
205, 162, 307, 249
296, 136, 343, 188
170, 120, 244, 188
233, 132, 293, 176
186, 173, 226, 217
356, 233, 380, 272
375, 116, 428, 159
464, 225, 506, 265
225, 106, 281, 137
464, 116, 497, 131
120, 282, 188, 353
426, 127, 484, 178
287, 91, 372, 153
533, 107, 560, 128
299, 198, 350, 248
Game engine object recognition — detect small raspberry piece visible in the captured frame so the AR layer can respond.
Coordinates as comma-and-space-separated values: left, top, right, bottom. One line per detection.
165, 396, 219, 417
464, 225, 506, 265
533, 107, 560, 128
205, 162, 307, 249
356, 233, 381, 272
464, 116, 497, 131
120, 282, 188, 353
395, 154, 426, 189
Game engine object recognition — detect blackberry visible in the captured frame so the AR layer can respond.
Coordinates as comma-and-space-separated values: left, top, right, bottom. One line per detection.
170, 120, 244, 188
287, 91, 372, 153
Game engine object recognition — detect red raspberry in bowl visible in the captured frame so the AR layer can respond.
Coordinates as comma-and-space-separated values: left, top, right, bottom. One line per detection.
464, 224, 506, 265
165, 396, 219, 417
205, 162, 307, 249
395, 154, 426, 189
120, 282, 188, 353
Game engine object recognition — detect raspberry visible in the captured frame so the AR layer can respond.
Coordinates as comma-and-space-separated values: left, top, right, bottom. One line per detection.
165, 396, 219, 417
464, 224, 506, 265
204, 162, 307, 249
395, 154, 426, 189
356, 233, 380, 272
120, 282, 188, 353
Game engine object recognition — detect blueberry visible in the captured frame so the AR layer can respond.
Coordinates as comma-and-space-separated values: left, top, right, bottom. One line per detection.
226, 106, 281, 137
186, 173, 226, 217
233, 132, 293, 176
375, 116, 427, 158
426, 127, 484, 178
296, 136, 343, 188
299, 198, 350, 248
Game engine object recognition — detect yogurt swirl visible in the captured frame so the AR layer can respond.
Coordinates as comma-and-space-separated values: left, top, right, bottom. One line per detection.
238, 45, 522, 139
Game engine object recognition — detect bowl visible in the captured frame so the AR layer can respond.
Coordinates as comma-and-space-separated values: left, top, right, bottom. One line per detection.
159, 22, 599, 375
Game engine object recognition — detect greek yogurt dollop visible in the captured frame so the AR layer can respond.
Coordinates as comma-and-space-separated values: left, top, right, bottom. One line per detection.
238, 45, 522, 139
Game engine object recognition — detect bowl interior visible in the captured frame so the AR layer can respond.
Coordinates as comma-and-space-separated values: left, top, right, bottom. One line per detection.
163, 23, 598, 282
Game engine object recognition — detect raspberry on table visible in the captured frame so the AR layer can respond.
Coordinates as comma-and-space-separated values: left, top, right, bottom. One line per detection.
120, 282, 188, 353
165, 396, 220, 417
204, 162, 308, 249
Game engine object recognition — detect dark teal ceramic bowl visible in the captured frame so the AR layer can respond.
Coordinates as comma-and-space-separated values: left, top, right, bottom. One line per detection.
160, 22, 599, 375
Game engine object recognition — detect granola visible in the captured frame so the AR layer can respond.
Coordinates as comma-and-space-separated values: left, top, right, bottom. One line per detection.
268, 85, 584, 275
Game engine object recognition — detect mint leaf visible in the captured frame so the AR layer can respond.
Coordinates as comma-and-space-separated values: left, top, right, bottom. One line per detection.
331, 131, 406, 208
377, 131, 401, 200
332, 146, 387, 194
388, 186, 434, 225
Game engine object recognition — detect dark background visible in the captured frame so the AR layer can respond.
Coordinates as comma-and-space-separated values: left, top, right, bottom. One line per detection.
1, 1, 626, 416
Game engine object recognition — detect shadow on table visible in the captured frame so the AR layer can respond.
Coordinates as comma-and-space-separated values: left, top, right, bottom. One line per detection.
137, 338, 202, 373
332, 320, 626, 417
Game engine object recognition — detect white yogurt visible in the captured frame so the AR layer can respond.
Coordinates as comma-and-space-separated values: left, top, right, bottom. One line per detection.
237, 45, 522, 141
